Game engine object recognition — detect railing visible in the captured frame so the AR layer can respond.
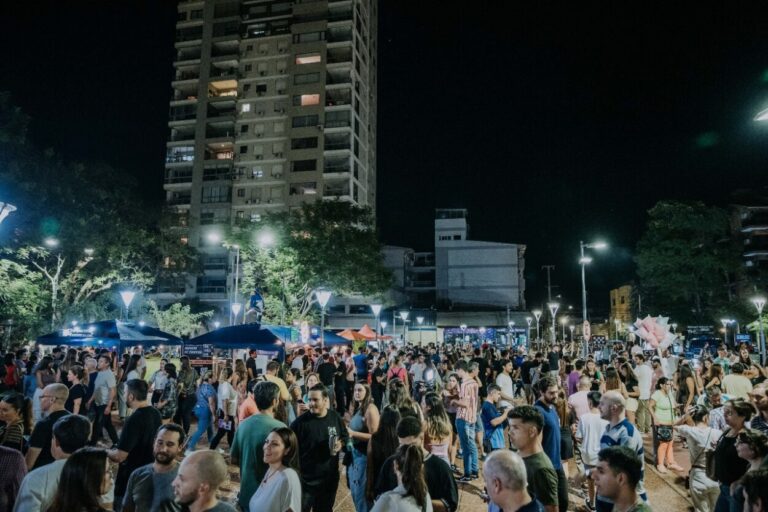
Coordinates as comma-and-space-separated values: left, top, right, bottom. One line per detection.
167, 197, 192, 206
324, 164, 350, 173
164, 175, 193, 184
324, 142, 350, 151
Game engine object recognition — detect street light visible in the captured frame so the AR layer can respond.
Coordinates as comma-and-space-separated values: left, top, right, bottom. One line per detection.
560, 316, 568, 340
460, 323, 467, 343
479, 327, 486, 342
380, 320, 388, 338
525, 317, 532, 345
416, 315, 424, 345
569, 324, 575, 341
371, 303, 382, 341
752, 297, 766, 364
532, 310, 542, 344
120, 290, 136, 321
0, 201, 17, 224
548, 302, 559, 344
579, 240, 607, 356
213, 321, 221, 329
508, 320, 515, 346
315, 290, 332, 350
399, 311, 409, 343
44, 237, 59, 248
231, 303, 243, 325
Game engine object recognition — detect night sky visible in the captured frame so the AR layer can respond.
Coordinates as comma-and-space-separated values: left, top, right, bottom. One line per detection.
2, 3, 768, 314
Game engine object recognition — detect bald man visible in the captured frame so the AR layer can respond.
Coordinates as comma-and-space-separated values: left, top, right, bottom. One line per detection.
483, 450, 543, 512
26, 383, 70, 469
595, 391, 646, 512
172, 450, 236, 512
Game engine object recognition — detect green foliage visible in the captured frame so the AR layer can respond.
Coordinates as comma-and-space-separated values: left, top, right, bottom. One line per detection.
635, 200, 740, 323
144, 300, 213, 338
237, 201, 392, 323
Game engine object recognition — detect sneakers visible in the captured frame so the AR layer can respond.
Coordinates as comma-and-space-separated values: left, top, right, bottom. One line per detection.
458, 475, 475, 483
471, 473, 479, 480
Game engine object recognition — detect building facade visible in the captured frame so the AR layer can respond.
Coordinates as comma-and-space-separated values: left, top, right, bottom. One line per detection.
731, 189, 768, 296
159, 0, 378, 313
609, 284, 633, 335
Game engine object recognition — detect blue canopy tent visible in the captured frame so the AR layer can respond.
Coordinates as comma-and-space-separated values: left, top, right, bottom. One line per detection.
36, 320, 183, 350
185, 324, 286, 360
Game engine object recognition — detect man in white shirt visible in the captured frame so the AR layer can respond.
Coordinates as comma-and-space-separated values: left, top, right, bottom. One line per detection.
14, 415, 93, 512
722, 363, 753, 399
496, 360, 516, 410
633, 354, 653, 434
575, 391, 609, 511
568, 376, 593, 420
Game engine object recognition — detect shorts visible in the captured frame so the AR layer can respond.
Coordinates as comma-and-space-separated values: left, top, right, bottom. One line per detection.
448, 411, 458, 435
626, 398, 639, 412
475, 414, 483, 433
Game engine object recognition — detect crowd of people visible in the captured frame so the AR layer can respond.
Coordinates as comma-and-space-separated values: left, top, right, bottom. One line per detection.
3, 338, 768, 511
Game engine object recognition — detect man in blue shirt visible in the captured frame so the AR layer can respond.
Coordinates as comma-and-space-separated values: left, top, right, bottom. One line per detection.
352, 347, 368, 381
481, 384, 510, 451
535, 377, 569, 512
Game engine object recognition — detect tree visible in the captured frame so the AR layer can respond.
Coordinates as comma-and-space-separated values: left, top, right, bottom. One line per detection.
144, 300, 213, 338
635, 200, 740, 324
236, 201, 392, 323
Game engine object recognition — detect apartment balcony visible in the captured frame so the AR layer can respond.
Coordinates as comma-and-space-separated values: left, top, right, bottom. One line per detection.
167, 195, 192, 207
327, 47, 352, 65
164, 169, 193, 185
323, 185, 350, 198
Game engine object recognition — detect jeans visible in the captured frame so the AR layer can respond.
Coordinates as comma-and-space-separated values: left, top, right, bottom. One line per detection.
91, 404, 119, 444
188, 405, 213, 451
456, 417, 478, 476
715, 483, 738, 512
347, 447, 368, 512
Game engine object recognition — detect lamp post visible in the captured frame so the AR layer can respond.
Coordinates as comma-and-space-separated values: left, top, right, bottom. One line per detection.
579, 240, 608, 323
525, 317, 532, 346
315, 290, 332, 350
213, 321, 221, 329
548, 302, 559, 344
508, 321, 515, 346
752, 297, 766, 365
399, 311, 409, 344
371, 304, 382, 342
120, 291, 136, 321
532, 309, 542, 347
569, 324, 575, 341
560, 316, 568, 341
416, 315, 424, 345
380, 320, 388, 339
460, 323, 467, 344
231, 302, 242, 325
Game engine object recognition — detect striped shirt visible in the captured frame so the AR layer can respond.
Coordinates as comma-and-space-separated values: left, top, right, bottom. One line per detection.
600, 418, 645, 497
457, 378, 479, 423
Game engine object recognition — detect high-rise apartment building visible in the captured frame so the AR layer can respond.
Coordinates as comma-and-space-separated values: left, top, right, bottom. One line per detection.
159, 0, 378, 314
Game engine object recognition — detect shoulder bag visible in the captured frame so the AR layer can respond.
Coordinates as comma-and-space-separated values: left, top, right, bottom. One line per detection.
706, 428, 729, 481
655, 394, 675, 442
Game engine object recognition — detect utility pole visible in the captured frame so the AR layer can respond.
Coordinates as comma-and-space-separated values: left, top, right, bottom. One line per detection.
542, 265, 555, 302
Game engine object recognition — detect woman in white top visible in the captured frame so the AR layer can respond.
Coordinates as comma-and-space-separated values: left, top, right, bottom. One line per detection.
249, 427, 303, 512
210, 367, 238, 450
371, 444, 433, 512
674, 404, 722, 512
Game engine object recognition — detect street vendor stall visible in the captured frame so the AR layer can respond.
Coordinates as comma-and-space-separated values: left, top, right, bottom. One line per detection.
185, 324, 287, 375
36, 319, 183, 351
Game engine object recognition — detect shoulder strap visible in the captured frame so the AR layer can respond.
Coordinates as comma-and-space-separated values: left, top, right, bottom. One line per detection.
691, 428, 712, 466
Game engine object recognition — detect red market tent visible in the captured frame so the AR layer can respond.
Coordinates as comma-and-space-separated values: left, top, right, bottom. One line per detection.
338, 328, 367, 341
358, 324, 377, 339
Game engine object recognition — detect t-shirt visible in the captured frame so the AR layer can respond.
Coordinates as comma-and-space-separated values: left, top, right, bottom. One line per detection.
722, 374, 753, 399
230, 413, 287, 510
247, 467, 302, 512
495, 372, 514, 408
265, 374, 290, 402
290, 410, 349, 486
522, 451, 558, 507
576, 413, 609, 466
196, 382, 217, 409
635, 364, 652, 400
122, 463, 181, 512
65, 383, 87, 415
650, 390, 676, 424
489, 499, 545, 512
534, 400, 562, 469
600, 419, 645, 497
568, 391, 590, 420
411, 362, 426, 382
202, 503, 237, 512
93, 369, 116, 406
457, 377, 479, 424
317, 362, 338, 386
547, 351, 560, 371
374, 451, 458, 512
29, 409, 70, 469
217, 381, 238, 416
353, 353, 368, 377
567, 371, 581, 395
115, 406, 162, 498
246, 357, 258, 378
238, 396, 258, 423
372, 367, 386, 397
481, 401, 506, 449
520, 360, 538, 384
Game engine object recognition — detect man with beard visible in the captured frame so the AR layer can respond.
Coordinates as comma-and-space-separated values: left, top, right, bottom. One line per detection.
122, 424, 186, 512
534, 377, 568, 512
290, 383, 349, 511
750, 385, 768, 435
172, 450, 235, 512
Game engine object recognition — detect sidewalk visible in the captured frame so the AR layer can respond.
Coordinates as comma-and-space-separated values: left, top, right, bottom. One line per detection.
642, 431, 694, 510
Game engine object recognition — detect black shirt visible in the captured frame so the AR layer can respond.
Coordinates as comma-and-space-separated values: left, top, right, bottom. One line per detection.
372, 367, 386, 397
115, 406, 162, 497
289, 409, 349, 486
30, 409, 70, 469
520, 361, 538, 384
317, 362, 338, 386
246, 357, 257, 379
65, 383, 87, 415
547, 351, 560, 371
375, 451, 459, 512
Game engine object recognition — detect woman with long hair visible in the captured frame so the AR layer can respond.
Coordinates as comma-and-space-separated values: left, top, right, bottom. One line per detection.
712, 398, 756, 512
386, 355, 409, 389
120, 353, 141, 418
602, 367, 628, 398
347, 382, 380, 512
33, 356, 57, 422
386, 378, 421, 420
65, 364, 88, 415
0, 392, 31, 451
302, 372, 321, 403
738, 346, 766, 383
584, 359, 602, 391
46, 447, 112, 512
706, 363, 725, 390
650, 377, 682, 473
157, 363, 179, 424
423, 392, 452, 465
619, 362, 640, 424
676, 362, 697, 415
59, 348, 79, 381
186, 370, 217, 453
248, 427, 303, 512
233, 358, 247, 389
554, 389, 575, 479
674, 404, 722, 512
175, 356, 198, 433
442, 373, 461, 471
366, 407, 401, 504
210, 367, 238, 450
371, 444, 431, 512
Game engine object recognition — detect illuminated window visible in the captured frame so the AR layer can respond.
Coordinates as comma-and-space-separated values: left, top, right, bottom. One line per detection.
296, 53, 322, 65
293, 94, 320, 106
241, 103, 251, 113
